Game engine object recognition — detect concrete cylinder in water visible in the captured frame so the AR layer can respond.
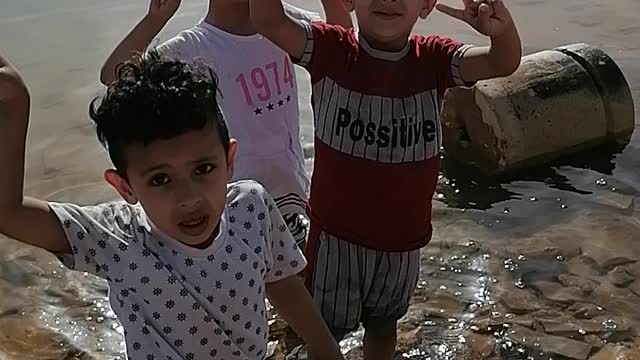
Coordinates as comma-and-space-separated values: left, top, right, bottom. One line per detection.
441, 43, 635, 175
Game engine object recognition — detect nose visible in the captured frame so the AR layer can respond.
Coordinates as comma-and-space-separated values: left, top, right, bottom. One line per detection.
175, 181, 203, 209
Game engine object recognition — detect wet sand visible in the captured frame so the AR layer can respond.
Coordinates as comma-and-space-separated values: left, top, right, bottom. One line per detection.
0, 0, 638, 359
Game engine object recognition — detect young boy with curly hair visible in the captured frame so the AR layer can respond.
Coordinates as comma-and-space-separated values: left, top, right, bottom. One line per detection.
0, 50, 343, 360
100, 0, 353, 251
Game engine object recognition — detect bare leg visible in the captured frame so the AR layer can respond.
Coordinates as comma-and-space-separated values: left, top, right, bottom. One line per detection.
363, 325, 397, 360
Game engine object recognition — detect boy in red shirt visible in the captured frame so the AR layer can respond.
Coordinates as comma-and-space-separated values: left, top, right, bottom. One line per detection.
250, 0, 521, 358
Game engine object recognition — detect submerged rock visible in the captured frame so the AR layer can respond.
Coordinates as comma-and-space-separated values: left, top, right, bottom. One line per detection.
568, 303, 604, 319
567, 256, 603, 280
532, 280, 584, 304
558, 273, 599, 294
584, 334, 606, 350
498, 290, 541, 314
592, 192, 635, 211
539, 316, 631, 336
629, 280, 640, 296
590, 343, 640, 360
592, 282, 640, 322
508, 325, 592, 360
599, 257, 636, 272
466, 332, 495, 358
540, 333, 592, 360
608, 266, 636, 287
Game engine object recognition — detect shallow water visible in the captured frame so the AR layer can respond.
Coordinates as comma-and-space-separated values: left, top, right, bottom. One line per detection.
0, 0, 638, 359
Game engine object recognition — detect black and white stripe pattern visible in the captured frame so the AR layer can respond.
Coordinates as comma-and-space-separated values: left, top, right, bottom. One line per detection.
310, 232, 420, 338
451, 44, 475, 86
298, 23, 315, 68
274, 193, 308, 249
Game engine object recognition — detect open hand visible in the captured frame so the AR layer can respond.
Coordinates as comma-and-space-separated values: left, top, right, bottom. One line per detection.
147, 0, 181, 23
436, 0, 514, 37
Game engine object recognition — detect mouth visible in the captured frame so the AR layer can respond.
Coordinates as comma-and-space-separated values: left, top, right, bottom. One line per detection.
178, 215, 210, 236
372, 10, 403, 19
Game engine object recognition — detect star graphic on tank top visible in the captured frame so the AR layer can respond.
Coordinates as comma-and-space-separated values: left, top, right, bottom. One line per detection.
254, 107, 262, 115
267, 103, 274, 111
286, 95, 291, 102
277, 99, 284, 107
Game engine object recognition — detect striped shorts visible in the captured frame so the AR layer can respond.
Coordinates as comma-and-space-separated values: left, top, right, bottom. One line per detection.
305, 229, 421, 339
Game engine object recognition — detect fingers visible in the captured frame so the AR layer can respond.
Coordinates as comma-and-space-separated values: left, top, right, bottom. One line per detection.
478, 2, 491, 18
476, 3, 492, 30
473, 0, 495, 16
435, 3, 467, 21
491, 0, 511, 19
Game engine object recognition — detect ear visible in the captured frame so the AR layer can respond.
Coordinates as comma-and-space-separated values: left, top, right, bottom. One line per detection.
226, 139, 238, 181
104, 169, 138, 204
420, 0, 437, 19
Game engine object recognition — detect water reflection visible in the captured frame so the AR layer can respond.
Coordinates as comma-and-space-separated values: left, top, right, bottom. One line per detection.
439, 140, 629, 210
279, 137, 640, 360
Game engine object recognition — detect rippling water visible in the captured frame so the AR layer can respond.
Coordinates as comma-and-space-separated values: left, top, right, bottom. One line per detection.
0, 1, 638, 359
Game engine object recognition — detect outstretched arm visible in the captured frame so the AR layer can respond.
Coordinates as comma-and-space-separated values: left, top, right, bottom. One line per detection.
321, 0, 353, 28
267, 276, 344, 359
0, 53, 69, 252
249, 0, 309, 59
100, 0, 181, 84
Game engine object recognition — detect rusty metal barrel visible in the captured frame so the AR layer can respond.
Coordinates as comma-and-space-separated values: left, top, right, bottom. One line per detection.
441, 43, 635, 175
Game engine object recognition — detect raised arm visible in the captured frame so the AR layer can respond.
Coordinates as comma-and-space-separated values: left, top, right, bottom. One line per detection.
0, 53, 69, 252
249, 0, 309, 59
100, 0, 181, 84
437, 0, 521, 81
321, 0, 353, 28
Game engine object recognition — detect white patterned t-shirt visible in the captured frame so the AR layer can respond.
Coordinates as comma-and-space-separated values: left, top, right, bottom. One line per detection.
49, 180, 306, 360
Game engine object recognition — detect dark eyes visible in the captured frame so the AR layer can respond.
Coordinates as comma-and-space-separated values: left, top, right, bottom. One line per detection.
148, 164, 215, 187
195, 164, 215, 175
150, 174, 170, 186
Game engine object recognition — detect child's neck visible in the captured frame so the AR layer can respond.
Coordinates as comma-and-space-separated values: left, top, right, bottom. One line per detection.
204, 2, 256, 36
360, 31, 410, 53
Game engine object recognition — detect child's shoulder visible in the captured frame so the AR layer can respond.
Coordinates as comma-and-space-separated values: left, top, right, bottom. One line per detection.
50, 200, 144, 223
308, 21, 355, 38
226, 180, 270, 204
158, 23, 227, 60
225, 180, 275, 229
49, 200, 148, 239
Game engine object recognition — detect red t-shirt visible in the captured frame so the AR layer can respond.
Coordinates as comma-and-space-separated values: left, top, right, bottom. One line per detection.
299, 23, 474, 252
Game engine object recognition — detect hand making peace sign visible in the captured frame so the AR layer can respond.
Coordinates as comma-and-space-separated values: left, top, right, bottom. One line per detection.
436, 0, 515, 37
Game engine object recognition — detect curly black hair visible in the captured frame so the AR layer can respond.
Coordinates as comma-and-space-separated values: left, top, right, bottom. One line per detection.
90, 50, 230, 174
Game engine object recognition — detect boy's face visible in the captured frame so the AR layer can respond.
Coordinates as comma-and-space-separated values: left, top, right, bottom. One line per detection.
106, 124, 237, 248
354, 0, 435, 49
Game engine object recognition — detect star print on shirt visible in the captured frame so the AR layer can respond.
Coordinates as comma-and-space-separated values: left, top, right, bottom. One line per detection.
48, 181, 306, 359
267, 103, 274, 111
254, 107, 262, 115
